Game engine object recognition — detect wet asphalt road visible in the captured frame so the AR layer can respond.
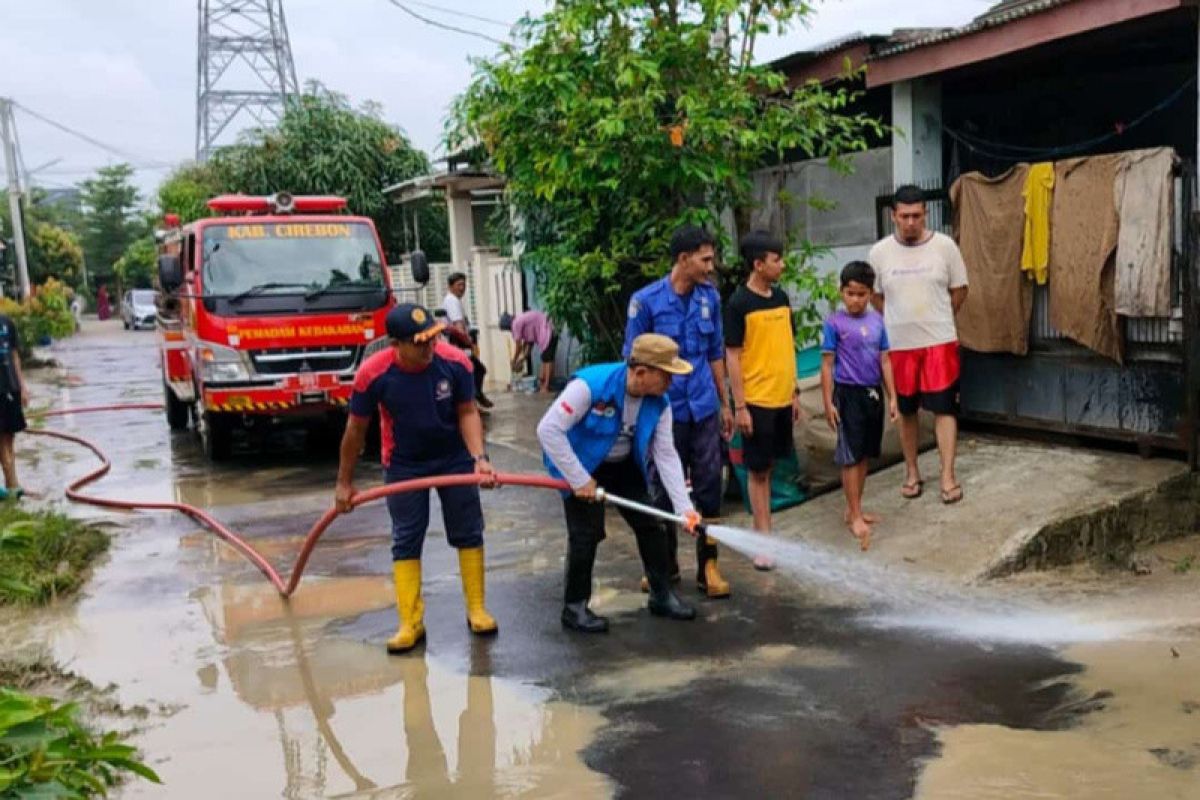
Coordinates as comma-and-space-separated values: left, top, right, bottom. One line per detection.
24, 322, 1088, 799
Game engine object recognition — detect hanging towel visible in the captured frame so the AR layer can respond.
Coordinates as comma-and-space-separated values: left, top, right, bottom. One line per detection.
950, 166, 1033, 355
1049, 155, 1123, 363
1114, 147, 1175, 317
1020, 162, 1054, 285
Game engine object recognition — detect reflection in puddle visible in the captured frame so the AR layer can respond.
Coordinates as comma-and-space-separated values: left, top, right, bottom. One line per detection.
118, 577, 612, 799
917, 640, 1200, 799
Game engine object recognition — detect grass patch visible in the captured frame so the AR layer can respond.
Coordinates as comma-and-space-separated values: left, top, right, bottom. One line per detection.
1173, 554, 1195, 575
0, 504, 109, 606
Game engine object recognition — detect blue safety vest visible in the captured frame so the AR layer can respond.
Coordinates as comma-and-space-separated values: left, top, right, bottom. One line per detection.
544, 362, 667, 488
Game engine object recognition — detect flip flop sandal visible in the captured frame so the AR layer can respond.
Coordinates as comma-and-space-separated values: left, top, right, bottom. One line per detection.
901, 479, 924, 499
941, 485, 964, 505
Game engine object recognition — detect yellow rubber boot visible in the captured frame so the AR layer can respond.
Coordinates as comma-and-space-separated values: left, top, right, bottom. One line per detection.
387, 559, 426, 654
701, 558, 732, 599
458, 546, 498, 635
698, 536, 731, 599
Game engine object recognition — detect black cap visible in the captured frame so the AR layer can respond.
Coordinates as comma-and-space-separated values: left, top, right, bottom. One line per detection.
385, 303, 445, 342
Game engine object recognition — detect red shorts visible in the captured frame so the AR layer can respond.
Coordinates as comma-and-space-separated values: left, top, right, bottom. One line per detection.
890, 342, 960, 416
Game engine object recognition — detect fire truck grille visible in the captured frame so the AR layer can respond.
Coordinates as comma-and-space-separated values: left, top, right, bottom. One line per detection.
250, 346, 361, 376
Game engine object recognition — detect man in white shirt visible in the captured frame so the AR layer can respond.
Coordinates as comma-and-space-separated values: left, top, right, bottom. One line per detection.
869, 185, 969, 505
442, 271, 493, 409
538, 334, 702, 634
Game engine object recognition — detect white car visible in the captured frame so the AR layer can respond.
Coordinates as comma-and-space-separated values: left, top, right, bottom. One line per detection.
121, 289, 157, 330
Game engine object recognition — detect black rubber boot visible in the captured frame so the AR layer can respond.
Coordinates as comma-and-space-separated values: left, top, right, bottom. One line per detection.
635, 528, 695, 621
647, 583, 696, 620
561, 602, 609, 633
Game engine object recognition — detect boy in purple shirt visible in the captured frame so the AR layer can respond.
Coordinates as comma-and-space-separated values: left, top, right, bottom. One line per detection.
820, 261, 898, 551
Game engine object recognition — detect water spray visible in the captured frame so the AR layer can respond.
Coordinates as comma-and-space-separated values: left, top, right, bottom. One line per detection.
27, 404, 1166, 644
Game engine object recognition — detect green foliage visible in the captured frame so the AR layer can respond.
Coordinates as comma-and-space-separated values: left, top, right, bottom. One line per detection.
27, 222, 85, 286
782, 242, 840, 347
112, 239, 156, 290
155, 163, 223, 225
0, 501, 108, 606
79, 165, 144, 280
0, 192, 87, 290
0, 688, 160, 796
452, 0, 883, 359
198, 83, 448, 261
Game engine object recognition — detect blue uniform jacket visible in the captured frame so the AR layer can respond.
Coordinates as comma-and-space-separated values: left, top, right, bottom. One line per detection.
543, 362, 667, 491
623, 276, 723, 423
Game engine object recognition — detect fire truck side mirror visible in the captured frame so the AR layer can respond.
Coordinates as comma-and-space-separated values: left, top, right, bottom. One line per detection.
410, 250, 430, 286
158, 254, 183, 291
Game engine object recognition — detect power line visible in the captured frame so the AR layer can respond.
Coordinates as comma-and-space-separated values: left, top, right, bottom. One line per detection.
384, 0, 508, 46
12, 101, 176, 169
403, 0, 511, 28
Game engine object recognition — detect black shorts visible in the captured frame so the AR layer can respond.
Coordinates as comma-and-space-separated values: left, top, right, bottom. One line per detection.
833, 383, 884, 467
540, 334, 559, 364
0, 393, 26, 435
743, 404, 793, 473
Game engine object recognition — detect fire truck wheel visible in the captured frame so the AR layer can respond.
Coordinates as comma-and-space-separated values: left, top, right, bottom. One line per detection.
164, 382, 190, 431
199, 410, 233, 461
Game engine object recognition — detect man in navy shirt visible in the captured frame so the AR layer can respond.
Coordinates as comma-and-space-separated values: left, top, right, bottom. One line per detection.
335, 303, 496, 654
624, 225, 733, 598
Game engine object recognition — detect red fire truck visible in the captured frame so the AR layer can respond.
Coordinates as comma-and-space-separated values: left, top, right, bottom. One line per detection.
156, 192, 424, 459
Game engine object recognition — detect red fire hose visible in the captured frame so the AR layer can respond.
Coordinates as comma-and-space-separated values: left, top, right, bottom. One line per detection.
28, 403, 569, 597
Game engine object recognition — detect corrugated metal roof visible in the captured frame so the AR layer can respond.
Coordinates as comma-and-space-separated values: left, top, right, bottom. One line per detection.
769, 32, 889, 72
871, 0, 1078, 59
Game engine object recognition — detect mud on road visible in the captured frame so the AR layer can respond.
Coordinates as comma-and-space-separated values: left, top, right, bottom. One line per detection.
3, 319, 1198, 799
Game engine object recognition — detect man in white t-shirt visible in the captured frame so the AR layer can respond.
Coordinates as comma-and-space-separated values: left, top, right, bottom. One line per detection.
869, 185, 969, 505
442, 271, 492, 408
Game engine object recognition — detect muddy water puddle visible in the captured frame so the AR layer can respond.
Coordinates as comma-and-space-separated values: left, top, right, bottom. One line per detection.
916, 567, 1200, 800
5, 529, 609, 799
15, 322, 1200, 797
917, 639, 1200, 800
12, 325, 611, 798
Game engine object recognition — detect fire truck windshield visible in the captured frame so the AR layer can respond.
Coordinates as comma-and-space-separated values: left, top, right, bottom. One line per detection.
201, 221, 386, 305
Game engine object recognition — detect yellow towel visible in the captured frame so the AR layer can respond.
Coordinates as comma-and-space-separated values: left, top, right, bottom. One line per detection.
1020, 162, 1054, 285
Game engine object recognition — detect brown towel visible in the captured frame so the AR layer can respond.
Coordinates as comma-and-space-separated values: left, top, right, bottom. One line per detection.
1049, 155, 1123, 363
1114, 147, 1174, 318
950, 165, 1033, 355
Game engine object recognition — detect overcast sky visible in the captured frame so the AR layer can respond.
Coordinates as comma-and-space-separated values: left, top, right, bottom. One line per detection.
0, 0, 991, 200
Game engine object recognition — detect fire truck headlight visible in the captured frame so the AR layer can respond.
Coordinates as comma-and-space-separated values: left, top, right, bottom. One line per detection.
199, 344, 250, 383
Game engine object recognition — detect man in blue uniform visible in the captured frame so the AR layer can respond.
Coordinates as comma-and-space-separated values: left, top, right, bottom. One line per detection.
335, 303, 496, 654
624, 225, 732, 598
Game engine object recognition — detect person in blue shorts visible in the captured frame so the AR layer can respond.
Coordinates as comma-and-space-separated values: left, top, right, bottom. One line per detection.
820, 261, 898, 551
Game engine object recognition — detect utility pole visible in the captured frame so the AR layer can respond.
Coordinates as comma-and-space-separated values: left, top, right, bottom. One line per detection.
0, 99, 31, 300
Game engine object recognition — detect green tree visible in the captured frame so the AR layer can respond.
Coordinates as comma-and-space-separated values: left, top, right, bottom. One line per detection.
156, 162, 224, 225
27, 221, 85, 285
113, 237, 157, 289
205, 84, 448, 261
452, 0, 882, 358
79, 164, 142, 281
